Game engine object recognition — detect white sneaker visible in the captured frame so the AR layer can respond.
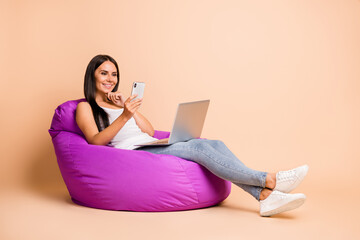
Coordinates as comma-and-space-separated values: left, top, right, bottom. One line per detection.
260, 190, 306, 217
274, 165, 309, 193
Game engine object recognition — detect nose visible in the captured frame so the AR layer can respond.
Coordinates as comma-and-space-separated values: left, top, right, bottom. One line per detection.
105, 75, 114, 82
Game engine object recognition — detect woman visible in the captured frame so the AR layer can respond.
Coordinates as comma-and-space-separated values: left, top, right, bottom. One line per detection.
76, 54, 309, 217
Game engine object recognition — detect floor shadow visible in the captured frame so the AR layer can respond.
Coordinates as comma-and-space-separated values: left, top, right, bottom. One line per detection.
218, 201, 299, 219
266, 213, 297, 219
217, 201, 259, 214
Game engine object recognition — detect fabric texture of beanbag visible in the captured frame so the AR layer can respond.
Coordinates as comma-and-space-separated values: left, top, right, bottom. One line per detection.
48, 99, 231, 212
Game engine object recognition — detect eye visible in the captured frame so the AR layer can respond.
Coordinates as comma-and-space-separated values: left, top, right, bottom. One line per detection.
112, 73, 117, 77
101, 72, 107, 75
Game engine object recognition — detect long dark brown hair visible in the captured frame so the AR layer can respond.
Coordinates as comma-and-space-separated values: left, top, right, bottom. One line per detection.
84, 54, 120, 131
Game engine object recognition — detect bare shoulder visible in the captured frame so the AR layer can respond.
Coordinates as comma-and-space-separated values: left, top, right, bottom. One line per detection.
76, 101, 98, 139
77, 101, 90, 109
76, 101, 92, 113
76, 101, 94, 120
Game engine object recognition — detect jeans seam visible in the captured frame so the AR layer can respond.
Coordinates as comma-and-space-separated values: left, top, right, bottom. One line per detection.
255, 187, 262, 201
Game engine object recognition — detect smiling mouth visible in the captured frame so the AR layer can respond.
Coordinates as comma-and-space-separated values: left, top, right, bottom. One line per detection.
102, 83, 114, 89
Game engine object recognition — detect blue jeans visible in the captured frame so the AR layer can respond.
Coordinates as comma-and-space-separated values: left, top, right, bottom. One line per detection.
136, 139, 268, 201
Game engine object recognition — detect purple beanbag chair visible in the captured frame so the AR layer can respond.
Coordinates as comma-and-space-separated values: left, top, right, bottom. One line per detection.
48, 99, 231, 212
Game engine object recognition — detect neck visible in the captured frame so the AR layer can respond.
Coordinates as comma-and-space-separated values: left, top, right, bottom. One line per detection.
95, 92, 110, 104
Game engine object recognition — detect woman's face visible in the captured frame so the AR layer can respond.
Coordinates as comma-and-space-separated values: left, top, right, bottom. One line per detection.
94, 61, 118, 95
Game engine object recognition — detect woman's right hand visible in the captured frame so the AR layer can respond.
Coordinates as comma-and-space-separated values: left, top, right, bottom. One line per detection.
121, 94, 142, 120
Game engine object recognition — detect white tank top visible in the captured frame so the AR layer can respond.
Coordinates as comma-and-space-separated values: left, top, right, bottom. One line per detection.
100, 106, 158, 150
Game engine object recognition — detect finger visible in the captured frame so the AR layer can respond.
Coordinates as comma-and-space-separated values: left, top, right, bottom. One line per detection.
106, 93, 111, 101
135, 103, 142, 109
109, 94, 114, 102
125, 94, 137, 103
131, 102, 143, 110
129, 94, 138, 100
128, 100, 142, 108
127, 101, 142, 111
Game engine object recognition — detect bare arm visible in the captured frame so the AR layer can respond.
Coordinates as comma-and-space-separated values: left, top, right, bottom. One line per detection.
133, 111, 155, 137
75, 96, 142, 145
107, 91, 155, 137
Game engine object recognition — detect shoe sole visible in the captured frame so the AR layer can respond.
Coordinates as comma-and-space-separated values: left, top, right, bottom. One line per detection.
260, 197, 306, 217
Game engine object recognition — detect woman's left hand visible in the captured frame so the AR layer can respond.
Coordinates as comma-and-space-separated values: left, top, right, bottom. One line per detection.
106, 92, 126, 108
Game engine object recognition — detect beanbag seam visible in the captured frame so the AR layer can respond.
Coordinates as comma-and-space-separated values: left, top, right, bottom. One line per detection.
68, 134, 107, 206
71, 196, 225, 212
176, 158, 200, 204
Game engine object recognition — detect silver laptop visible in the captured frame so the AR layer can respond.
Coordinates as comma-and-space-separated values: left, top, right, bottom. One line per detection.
135, 99, 210, 147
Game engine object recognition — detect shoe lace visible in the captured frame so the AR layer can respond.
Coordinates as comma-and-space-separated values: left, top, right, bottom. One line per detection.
278, 169, 296, 182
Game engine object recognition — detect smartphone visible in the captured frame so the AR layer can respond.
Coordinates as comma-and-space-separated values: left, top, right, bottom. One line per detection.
131, 82, 145, 101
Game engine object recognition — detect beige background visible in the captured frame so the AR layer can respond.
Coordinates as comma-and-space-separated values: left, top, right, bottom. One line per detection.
1, 0, 359, 239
